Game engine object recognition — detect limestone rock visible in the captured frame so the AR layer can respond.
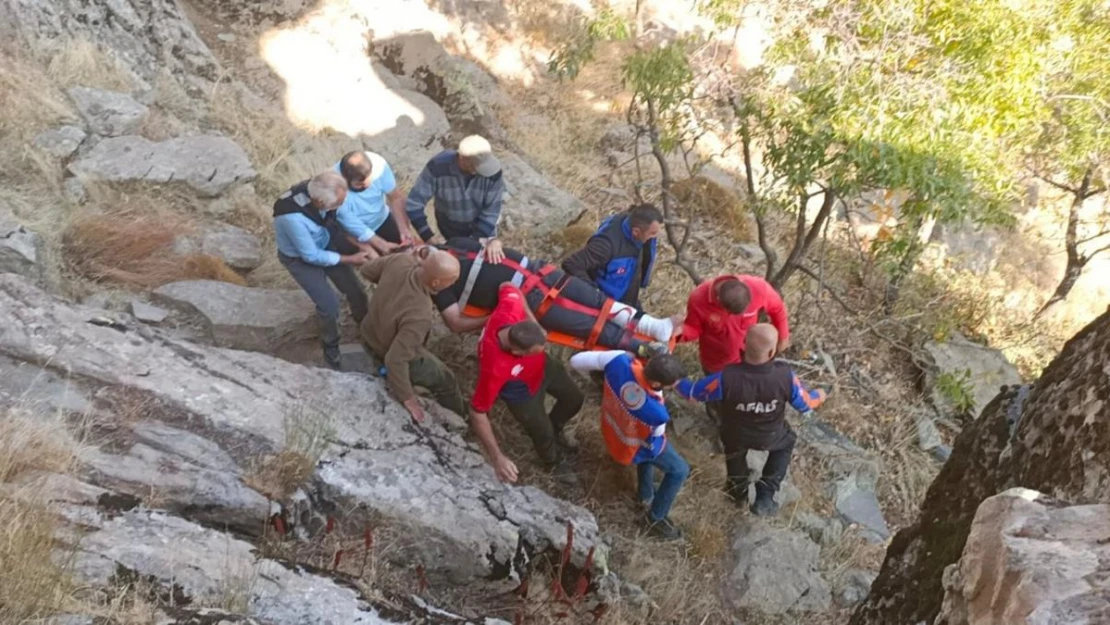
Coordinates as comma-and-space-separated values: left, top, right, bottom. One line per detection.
725, 521, 831, 614
71, 509, 400, 624
836, 569, 877, 606
0, 205, 41, 279
68, 135, 257, 197
794, 511, 844, 546
0, 275, 606, 583
914, 410, 944, 451
852, 311, 1110, 625
64, 177, 87, 203
173, 223, 264, 271
0, 354, 90, 415
152, 280, 316, 352
339, 343, 376, 375
935, 489, 1110, 625
0, 0, 221, 95
834, 474, 890, 543
129, 299, 169, 324
923, 332, 1021, 419
499, 152, 589, 235
33, 125, 87, 158
67, 86, 149, 137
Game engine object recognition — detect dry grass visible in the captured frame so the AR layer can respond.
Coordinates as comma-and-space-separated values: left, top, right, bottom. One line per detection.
46, 39, 133, 92
208, 83, 361, 201
0, 408, 81, 624
61, 202, 247, 289
672, 175, 753, 242
244, 403, 335, 500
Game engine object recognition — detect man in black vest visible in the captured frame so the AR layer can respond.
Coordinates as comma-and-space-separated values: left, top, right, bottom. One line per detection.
273, 171, 374, 369
677, 323, 827, 516
561, 204, 662, 308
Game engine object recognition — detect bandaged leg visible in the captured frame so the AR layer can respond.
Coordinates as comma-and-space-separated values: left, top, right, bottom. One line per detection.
611, 302, 674, 342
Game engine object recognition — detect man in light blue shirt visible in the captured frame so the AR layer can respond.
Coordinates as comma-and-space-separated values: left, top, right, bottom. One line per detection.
273, 171, 374, 369
335, 150, 414, 253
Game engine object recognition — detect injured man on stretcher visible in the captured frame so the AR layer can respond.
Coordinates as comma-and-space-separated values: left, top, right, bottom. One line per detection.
432, 238, 681, 353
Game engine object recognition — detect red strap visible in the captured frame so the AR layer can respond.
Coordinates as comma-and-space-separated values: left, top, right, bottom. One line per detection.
586, 298, 615, 349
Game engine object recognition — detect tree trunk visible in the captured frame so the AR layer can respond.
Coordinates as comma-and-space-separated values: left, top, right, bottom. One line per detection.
644, 96, 703, 285
770, 190, 836, 290
739, 120, 778, 282
881, 212, 928, 315
1035, 168, 1093, 319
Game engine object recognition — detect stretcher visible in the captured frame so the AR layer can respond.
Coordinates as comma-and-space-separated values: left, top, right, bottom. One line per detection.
455, 255, 677, 353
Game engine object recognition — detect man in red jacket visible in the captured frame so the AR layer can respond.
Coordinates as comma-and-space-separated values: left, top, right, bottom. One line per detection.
469, 283, 584, 486
679, 274, 790, 374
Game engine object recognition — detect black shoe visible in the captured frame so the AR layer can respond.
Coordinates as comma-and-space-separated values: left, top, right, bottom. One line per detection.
551, 457, 580, 487
749, 489, 779, 517
644, 514, 683, 541
325, 358, 342, 371
555, 427, 579, 453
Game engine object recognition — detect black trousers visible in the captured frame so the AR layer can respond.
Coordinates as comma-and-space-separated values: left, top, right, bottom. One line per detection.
375, 213, 403, 244
721, 424, 797, 502
522, 264, 645, 353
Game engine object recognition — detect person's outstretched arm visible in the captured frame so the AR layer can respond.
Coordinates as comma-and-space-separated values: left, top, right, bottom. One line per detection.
561, 236, 612, 282
789, 372, 827, 413
675, 372, 724, 403
569, 350, 625, 373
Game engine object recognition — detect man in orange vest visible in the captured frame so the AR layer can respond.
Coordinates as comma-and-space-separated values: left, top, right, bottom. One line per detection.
570, 350, 690, 540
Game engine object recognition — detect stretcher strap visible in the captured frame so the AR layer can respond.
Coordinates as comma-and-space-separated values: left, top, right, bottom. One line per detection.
534, 273, 568, 320
456, 243, 486, 312
586, 298, 615, 349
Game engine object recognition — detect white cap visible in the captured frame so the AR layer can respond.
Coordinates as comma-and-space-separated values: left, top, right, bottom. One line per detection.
458, 135, 501, 177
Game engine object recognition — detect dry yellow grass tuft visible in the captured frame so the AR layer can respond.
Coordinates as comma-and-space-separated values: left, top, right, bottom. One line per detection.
46, 39, 133, 92
61, 203, 247, 289
244, 403, 334, 500
672, 175, 752, 241
0, 408, 81, 623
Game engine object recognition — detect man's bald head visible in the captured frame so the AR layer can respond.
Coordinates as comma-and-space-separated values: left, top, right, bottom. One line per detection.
744, 323, 779, 365
421, 248, 460, 293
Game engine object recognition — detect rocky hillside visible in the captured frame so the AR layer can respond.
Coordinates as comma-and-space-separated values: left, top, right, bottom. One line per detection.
853, 308, 1110, 624
1, 0, 1108, 623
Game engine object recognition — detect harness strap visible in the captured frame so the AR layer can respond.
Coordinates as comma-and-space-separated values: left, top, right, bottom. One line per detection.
534, 272, 568, 320
586, 298, 616, 349
456, 243, 486, 311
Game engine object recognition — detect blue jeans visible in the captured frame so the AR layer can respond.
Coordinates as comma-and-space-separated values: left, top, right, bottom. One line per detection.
637, 442, 690, 522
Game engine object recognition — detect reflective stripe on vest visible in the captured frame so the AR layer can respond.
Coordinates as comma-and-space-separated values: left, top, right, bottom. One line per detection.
599, 361, 662, 465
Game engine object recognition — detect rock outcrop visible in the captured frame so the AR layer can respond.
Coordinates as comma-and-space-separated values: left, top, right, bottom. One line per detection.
852, 310, 1110, 625
935, 488, 1110, 625
33, 125, 87, 159
153, 280, 317, 352
0, 275, 606, 588
67, 86, 149, 137
0, 204, 42, 280
725, 521, 831, 614
0, 0, 221, 95
173, 224, 264, 272
923, 332, 1022, 419
69, 135, 257, 197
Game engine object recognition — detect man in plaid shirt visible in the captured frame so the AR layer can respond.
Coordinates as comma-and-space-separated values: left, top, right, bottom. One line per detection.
405, 135, 505, 262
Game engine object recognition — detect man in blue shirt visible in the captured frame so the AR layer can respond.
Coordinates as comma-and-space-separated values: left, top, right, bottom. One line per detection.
405, 135, 505, 262
335, 150, 414, 252
570, 350, 690, 540
273, 171, 374, 369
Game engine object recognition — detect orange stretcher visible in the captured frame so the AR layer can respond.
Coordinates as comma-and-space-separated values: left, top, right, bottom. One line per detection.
459, 304, 677, 353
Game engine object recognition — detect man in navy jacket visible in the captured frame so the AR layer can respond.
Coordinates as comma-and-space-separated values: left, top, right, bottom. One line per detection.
561, 204, 662, 308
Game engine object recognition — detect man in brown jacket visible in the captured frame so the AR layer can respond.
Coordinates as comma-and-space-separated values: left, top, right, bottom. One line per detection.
360, 246, 465, 423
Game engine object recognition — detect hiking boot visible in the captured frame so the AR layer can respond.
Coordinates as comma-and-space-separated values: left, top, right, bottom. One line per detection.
551, 457, 580, 487
749, 488, 779, 517
554, 427, 580, 453
644, 514, 683, 541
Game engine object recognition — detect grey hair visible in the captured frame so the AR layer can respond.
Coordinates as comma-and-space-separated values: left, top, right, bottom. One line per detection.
307, 171, 347, 208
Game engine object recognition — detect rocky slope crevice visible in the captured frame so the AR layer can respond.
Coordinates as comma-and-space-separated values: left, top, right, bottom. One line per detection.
0, 274, 606, 592
852, 309, 1110, 624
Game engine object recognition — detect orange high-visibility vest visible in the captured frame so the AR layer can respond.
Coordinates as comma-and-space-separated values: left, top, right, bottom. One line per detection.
600, 361, 663, 465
